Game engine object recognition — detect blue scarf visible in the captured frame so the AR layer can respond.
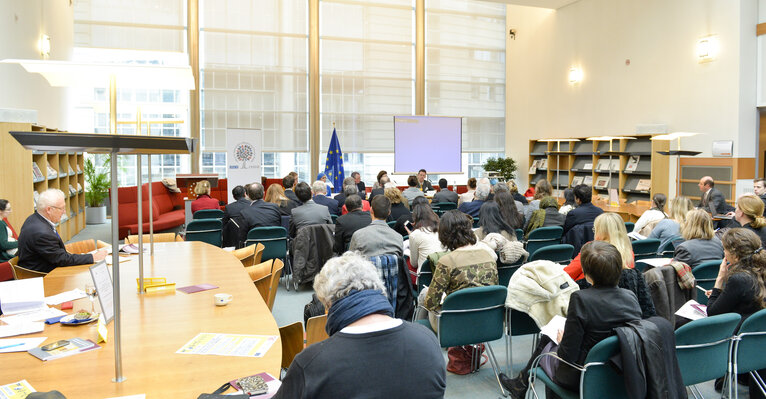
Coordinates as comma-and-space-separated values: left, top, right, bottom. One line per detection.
325, 290, 394, 336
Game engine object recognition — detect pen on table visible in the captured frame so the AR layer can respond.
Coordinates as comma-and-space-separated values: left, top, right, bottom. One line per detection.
0, 343, 24, 350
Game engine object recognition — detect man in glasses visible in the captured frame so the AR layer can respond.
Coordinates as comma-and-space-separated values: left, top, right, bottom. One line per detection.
18, 189, 106, 273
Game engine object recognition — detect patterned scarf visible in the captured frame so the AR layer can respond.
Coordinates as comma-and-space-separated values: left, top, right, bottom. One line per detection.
524, 196, 560, 239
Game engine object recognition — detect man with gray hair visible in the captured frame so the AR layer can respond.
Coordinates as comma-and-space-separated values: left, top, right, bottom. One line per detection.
457, 181, 490, 218
241, 182, 282, 231
311, 180, 339, 216
18, 189, 106, 273
274, 252, 445, 398
333, 176, 358, 209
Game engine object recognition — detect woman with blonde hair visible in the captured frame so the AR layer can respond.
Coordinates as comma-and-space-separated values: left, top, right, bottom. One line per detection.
384, 186, 411, 222
191, 180, 220, 213
524, 179, 553, 222
673, 209, 724, 268
649, 196, 693, 252
264, 183, 295, 216
734, 193, 766, 245
564, 212, 656, 319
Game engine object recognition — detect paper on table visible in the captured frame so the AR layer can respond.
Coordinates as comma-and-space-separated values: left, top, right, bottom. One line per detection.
0, 278, 47, 315
0, 337, 47, 353
0, 322, 44, 338
675, 300, 707, 321
0, 308, 66, 325
540, 315, 567, 345
176, 333, 278, 357
0, 379, 36, 399
44, 289, 87, 305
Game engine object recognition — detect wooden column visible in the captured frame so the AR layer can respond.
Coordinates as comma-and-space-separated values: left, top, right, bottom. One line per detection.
188, 0, 201, 173
416, 0, 425, 115
309, 0, 320, 179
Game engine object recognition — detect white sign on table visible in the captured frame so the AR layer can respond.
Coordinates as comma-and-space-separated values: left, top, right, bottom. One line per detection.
89, 260, 115, 324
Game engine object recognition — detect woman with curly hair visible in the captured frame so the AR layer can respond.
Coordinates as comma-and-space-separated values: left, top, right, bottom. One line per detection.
422, 210, 498, 331
523, 179, 553, 222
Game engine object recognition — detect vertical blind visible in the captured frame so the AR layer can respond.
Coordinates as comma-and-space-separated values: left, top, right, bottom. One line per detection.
319, 0, 415, 153
426, 0, 506, 152
200, 0, 309, 152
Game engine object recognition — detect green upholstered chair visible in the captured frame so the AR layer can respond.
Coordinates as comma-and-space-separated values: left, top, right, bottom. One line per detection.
525, 226, 564, 258
185, 219, 223, 247
245, 226, 291, 289
631, 238, 662, 261
691, 260, 723, 305
192, 209, 224, 220
528, 244, 574, 265
732, 309, 766, 399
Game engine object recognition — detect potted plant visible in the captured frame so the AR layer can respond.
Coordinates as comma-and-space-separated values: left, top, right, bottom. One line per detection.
482, 157, 518, 182
84, 156, 110, 224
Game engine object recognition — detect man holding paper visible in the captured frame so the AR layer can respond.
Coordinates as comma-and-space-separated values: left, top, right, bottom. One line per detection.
17, 189, 106, 273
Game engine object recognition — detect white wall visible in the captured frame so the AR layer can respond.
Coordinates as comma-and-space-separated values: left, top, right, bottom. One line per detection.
506, 0, 759, 189
0, 0, 73, 128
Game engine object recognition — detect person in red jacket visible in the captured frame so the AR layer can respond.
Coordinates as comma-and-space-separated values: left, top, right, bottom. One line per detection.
191, 180, 220, 214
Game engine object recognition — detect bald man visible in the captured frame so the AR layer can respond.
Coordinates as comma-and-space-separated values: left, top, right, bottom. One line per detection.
697, 176, 728, 216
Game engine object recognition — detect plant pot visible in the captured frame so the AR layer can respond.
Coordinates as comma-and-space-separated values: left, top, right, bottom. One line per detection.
86, 206, 107, 225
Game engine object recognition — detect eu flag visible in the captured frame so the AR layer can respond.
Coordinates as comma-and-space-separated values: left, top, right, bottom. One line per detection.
324, 128, 345, 193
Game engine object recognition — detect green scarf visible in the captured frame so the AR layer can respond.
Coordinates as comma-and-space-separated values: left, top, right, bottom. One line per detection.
524, 196, 560, 239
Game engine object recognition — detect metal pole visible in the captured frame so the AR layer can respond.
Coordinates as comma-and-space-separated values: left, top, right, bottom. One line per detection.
109, 75, 117, 135
110, 149, 125, 382
137, 154, 144, 294
556, 141, 561, 198
148, 155, 154, 255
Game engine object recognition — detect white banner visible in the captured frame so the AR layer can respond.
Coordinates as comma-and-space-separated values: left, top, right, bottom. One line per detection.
226, 128, 262, 203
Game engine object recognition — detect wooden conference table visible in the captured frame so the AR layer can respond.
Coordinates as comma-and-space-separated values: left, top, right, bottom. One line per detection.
0, 242, 281, 398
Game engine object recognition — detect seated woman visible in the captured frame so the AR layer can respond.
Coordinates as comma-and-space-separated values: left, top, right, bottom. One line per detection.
384, 186, 411, 222
523, 196, 565, 238
402, 175, 425, 205
316, 172, 332, 196
733, 194, 766, 245
370, 170, 388, 190
493, 187, 525, 230
264, 183, 296, 216
274, 253, 446, 398
508, 180, 528, 205
558, 188, 576, 216
649, 196, 693, 253
633, 193, 667, 236
673, 209, 724, 268
422, 210, 498, 331
190, 180, 220, 214
564, 212, 655, 318
407, 202, 444, 273
523, 179, 553, 222
458, 177, 477, 206
0, 199, 18, 262
499, 241, 643, 397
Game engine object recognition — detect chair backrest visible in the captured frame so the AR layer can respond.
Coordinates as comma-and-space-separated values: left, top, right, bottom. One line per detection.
64, 239, 96, 254
185, 219, 223, 247
507, 307, 540, 337
386, 220, 397, 229
657, 235, 682, 257
10, 257, 47, 280
253, 242, 265, 265
266, 259, 284, 310
279, 321, 304, 369
437, 285, 507, 347
232, 243, 257, 267
331, 214, 339, 224
691, 260, 721, 305
624, 222, 635, 233
193, 209, 224, 220
528, 244, 574, 264
631, 238, 662, 261
125, 232, 183, 244
497, 259, 523, 287
254, 274, 270, 302
675, 312, 741, 386
526, 226, 564, 257
581, 336, 629, 398
306, 314, 329, 347
735, 309, 766, 374
515, 228, 524, 241
472, 217, 480, 228
245, 227, 288, 262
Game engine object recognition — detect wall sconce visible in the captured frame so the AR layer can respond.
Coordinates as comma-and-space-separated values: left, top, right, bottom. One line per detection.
39, 34, 51, 57
697, 35, 718, 63
568, 67, 582, 84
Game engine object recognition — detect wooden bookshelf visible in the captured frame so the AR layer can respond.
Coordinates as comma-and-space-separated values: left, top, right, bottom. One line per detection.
528, 135, 670, 202
0, 122, 85, 242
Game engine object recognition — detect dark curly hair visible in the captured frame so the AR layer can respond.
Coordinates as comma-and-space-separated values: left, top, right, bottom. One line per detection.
721, 228, 766, 308
438, 210, 477, 251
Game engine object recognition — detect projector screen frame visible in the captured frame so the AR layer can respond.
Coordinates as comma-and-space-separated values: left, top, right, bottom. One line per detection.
393, 115, 463, 175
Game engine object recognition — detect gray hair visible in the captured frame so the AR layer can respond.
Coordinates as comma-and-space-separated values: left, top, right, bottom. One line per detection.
38, 188, 65, 210
247, 183, 265, 200
342, 177, 355, 188
494, 182, 509, 194
311, 180, 326, 195
313, 252, 387, 308
343, 184, 359, 197
475, 183, 491, 201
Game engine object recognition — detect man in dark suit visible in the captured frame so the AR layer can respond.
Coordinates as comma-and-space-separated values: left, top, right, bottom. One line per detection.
697, 176, 728, 215
563, 184, 604, 235
333, 177, 357, 209
282, 174, 300, 204
416, 169, 434, 192
312, 181, 340, 215
334, 195, 371, 254
432, 178, 458, 204
241, 183, 282, 231
368, 176, 389, 201
290, 182, 332, 238
222, 185, 251, 226
754, 178, 766, 215
352, 171, 367, 200
18, 189, 106, 273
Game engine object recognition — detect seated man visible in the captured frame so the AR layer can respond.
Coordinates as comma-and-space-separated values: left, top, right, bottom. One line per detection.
333, 177, 356, 209
349, 196, 403, 257
334, 195, 371, 254
368, 175, 389, 202
416, 169, 434, 192
457, 181, 490, 218
432, 178, 458, 204
282, 174, 301, 205
697, 176, 732, 216
18, 189, 106, 273
274, 252, 446, 399
222, 185, 251, 226
352, 171, 367, 201
402, 175, 426, 205
241, 183, 282, 231
289, 182, 332, 238
562, 184, 603, 235
311, 180, 340, 216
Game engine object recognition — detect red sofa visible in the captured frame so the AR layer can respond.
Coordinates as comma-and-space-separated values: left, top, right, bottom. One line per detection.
115, 182, 186, 239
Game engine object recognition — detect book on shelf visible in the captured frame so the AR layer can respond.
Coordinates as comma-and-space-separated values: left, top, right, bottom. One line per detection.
76, 183, 83, 192
538, 159, 548, 169
625, 155, 640, 172
595, 176, 610, 189
528, 165, 537, 174
571, 176, 584, 186
583, 176, 593, 186
32, 162, 44, 180
69, 185, 77, 196
610, 159, 620, 172
635, 179, 651, 191
68, 165, 75, 176
582, 162, 593, 170
596, 159, 610, 171
45, 165, 57, 179
76, 164, 82, 173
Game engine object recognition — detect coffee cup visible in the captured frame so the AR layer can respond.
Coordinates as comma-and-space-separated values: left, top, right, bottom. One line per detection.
214, 293, 233, 306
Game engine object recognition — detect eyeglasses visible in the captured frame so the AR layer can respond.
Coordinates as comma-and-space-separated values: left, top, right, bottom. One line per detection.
50, 205, 66, 212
